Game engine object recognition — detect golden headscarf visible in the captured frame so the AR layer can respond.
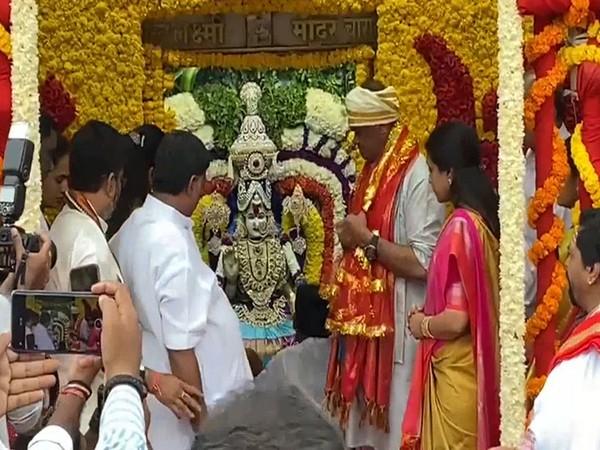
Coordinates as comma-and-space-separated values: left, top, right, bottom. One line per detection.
345, 86, 400, 127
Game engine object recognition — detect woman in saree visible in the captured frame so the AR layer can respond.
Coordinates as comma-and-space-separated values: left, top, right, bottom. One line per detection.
401, 121, 501, 450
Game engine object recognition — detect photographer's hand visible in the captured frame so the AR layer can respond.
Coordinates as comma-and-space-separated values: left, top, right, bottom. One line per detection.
92, 282, 142, 380
12, 229, 51, 290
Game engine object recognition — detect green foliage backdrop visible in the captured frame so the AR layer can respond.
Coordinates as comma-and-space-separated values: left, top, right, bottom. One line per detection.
172, 65, 356, 151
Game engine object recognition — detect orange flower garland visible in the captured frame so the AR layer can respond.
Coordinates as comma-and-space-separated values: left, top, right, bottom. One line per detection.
527, 127, 569, 227
525, 261, 567, 343
525, 23, 567, 63
524, 61, 569, 131
564, 0, 590, 28
528, 217, 565, 265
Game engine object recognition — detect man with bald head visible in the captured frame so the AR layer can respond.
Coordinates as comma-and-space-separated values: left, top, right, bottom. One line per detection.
326, 80, 445, 450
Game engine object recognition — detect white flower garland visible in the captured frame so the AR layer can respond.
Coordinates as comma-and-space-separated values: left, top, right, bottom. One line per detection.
497, 0, 526, 444
11, 0, 41, 232
305, 88, 349, 141
164, 92, 215, 149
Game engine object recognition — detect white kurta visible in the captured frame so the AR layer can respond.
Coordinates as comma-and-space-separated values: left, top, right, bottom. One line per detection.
110, 195, 253, 450
345, 155, 445, 450
528, 349, 600, 449
47, 205, 122, 434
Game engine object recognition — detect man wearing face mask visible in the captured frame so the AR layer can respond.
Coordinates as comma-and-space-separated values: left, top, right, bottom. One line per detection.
46, 120, 130, 436
47, 120, 128, 291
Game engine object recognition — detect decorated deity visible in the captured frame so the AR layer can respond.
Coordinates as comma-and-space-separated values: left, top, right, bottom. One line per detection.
216, 83, 304, 362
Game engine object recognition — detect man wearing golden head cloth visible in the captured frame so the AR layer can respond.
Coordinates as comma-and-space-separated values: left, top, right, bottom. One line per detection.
325, 80, 445, 450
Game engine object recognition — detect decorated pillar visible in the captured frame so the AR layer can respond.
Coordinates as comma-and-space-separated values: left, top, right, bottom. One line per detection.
518, 0, 590, 394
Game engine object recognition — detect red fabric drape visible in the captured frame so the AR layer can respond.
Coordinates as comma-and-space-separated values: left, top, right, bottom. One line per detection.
0, 0, 11, 158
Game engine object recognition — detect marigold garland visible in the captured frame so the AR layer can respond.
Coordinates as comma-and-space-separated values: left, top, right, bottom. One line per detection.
564, 0, 590, 28
527, 127, 569, 226
524, 61, 569, 131
0, 23, 10, 58
571, 123, 600, 207
162, 47, 375, 72
524, 23, 567, 63
525, 261, 567, 343
528, 217, 565, 266
282, 203, 325, 286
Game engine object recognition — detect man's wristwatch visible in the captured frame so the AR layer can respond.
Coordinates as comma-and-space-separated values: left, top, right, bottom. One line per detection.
363, 234, 380, 262
104, 374, 148, 401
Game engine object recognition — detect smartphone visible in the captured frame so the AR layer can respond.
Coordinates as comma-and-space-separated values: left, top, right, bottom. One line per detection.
11, 290, 102, 355
69, 264, 100, 292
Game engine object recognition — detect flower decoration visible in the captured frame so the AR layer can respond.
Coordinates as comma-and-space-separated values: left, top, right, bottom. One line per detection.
277, 176, 336, 298
572, 123, 600, 207
164, 92, 206, 130
482, 89, 499, 136
377, 0, 497, 147
163, 46, 375, 73
497, 0, 527, 443
281, 200, 325, 285
528, 217, 565, 265
305, 88, 349, 141
11, 0, 42, 232
527, 127, 569, 227
525, 261, 567, 344
0, 23, 11, 58
414, 33, 476, 127
564, 0, 590, 28
524, 23, 567, 63
480, 140, 499, 190
40, 75, 77, 133
164, 92, 215, 149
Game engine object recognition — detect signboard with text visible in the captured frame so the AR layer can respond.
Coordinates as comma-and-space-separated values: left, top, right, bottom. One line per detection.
143, 12, 378, 52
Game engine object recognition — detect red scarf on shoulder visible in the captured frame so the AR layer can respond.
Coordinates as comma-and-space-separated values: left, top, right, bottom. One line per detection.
326, 126, 419, 430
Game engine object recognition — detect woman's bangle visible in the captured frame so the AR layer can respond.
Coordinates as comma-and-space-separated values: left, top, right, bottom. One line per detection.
420, 316, 434, 339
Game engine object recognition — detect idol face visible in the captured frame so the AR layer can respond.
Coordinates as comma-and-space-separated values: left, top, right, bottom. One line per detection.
245, 206, 269, 239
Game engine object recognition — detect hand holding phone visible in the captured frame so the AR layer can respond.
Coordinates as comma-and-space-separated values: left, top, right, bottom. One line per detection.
11, 290, 102, 355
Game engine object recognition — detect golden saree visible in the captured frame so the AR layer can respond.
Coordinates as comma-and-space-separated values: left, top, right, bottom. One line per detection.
402, 209, 500, 450
326, 125, 418, 430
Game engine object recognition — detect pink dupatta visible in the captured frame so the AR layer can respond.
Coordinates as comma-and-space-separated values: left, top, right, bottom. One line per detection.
401, 209, 500, 450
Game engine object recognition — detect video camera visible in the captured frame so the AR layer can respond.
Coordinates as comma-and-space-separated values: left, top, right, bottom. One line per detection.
0, 122, 57, 272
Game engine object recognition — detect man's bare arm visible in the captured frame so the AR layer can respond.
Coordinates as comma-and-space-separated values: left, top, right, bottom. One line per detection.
376, 239, 427, 281
168, 349, 202, 394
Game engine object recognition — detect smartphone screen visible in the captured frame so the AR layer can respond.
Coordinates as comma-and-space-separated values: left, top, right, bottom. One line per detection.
69, 264, 100, 292
11, 290, 102, 355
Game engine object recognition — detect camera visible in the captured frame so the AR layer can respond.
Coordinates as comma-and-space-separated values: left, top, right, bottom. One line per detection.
0, 122, 57, 272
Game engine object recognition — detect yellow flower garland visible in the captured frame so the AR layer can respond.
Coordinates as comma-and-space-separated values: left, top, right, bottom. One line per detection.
282, 204, 325, 286
0, 23, 11, 58
163, 47, 375, 72
150, 0, 381, 16
572, 123, 600, 208
497, 0, 526, 444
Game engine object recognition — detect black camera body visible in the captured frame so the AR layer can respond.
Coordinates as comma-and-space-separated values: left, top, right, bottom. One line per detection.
0, 124, 52, 272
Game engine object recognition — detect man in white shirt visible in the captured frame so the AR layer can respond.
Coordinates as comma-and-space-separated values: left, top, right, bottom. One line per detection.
111, 131, 253, 450
47, 120, 131, 433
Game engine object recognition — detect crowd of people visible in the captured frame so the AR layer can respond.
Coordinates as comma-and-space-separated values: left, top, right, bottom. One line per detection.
0, 75, 596, 450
